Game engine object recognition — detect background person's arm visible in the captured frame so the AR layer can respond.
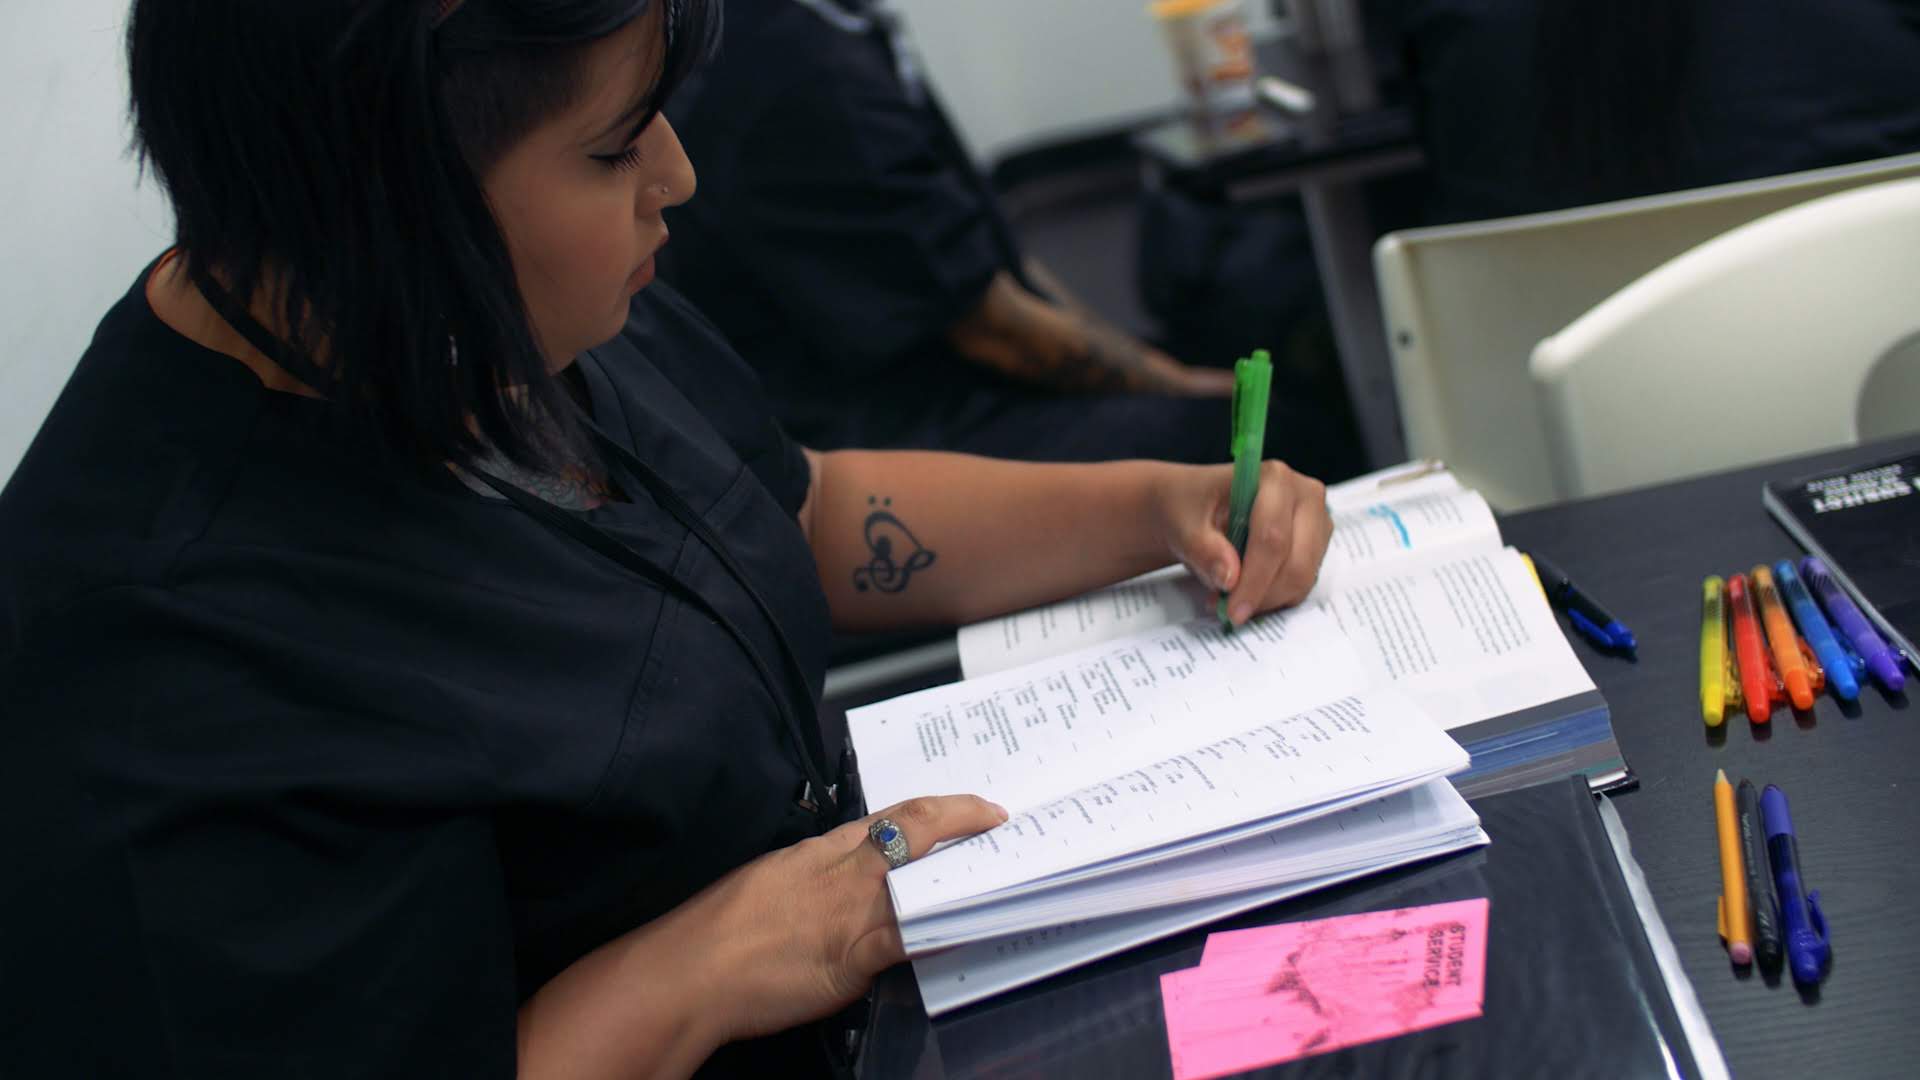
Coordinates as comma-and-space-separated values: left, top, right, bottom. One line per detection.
946, 269, 1235, 397
675, 41, 1232, 401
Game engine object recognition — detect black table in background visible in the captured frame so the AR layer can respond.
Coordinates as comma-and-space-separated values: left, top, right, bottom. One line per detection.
1132, 35, 1415, 197
856, 435, 1920, 1080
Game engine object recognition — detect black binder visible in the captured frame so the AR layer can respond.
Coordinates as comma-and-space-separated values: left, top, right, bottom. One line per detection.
1763, 451, 1920, 670
861, 778, 1711, 1079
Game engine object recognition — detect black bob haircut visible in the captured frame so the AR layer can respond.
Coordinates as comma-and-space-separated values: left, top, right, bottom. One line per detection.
127, 0, 720, 472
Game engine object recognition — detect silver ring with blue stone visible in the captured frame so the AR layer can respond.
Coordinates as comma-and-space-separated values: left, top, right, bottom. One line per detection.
867, 818, 911, 869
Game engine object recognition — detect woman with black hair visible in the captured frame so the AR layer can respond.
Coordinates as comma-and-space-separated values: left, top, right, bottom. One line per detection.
0, 2, 1334, 1076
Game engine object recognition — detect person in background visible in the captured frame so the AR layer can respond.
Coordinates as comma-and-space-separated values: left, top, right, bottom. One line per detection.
659, 0, 1367, 480
0, 1, 1337, 1076
1384, 0, 1920, 223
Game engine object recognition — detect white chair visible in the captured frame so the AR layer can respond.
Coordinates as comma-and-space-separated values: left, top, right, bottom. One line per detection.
1373, 152, 1920, 511
1529, 177, 1920, 500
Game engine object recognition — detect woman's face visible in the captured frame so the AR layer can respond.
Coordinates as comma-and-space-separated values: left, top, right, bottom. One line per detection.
482, 10, 695, 369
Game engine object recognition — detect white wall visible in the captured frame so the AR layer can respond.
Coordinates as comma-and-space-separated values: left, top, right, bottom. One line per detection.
0, 0, 174, 485
894, 0, 1279, 161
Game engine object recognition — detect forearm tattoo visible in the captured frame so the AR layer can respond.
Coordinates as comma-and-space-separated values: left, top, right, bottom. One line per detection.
953, 273, 1167, 393
1067, 317, 1160, 392
852, 496, 937, 595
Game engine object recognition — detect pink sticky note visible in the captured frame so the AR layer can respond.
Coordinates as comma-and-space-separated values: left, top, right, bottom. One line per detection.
1160, 898, 1490, 1080
1198, 898, 1490, 968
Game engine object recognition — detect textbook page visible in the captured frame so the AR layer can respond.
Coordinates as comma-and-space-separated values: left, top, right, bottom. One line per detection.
1313, 546, 1596, 731
881, 688, 1469, 919
957, 472, 1498, 679
853, 604, 1368, 817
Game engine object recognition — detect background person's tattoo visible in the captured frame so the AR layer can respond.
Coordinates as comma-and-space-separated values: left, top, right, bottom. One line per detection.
852, 496, 937, 594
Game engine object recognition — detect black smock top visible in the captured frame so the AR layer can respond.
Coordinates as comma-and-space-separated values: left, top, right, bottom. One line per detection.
0, 265, 839, 1076
659, 0, 1023, 450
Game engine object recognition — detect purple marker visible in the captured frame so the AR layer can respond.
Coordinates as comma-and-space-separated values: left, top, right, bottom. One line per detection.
1801, 556, 1906, 692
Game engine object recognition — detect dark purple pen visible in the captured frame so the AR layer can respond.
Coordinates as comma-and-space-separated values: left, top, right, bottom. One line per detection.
1800, 556, 1905, 692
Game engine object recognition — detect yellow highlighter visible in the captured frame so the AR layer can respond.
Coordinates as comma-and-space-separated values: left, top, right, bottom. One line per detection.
1700, 576, 1734, 727
1521, 553, 1550, 604
1714, 769, 1753, 965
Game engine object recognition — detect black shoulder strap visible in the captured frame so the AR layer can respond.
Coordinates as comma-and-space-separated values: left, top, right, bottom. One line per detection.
470, 465, 839, 829
583, 418, 825, 715
187, 264, 342, 394
578, 416, 839, 802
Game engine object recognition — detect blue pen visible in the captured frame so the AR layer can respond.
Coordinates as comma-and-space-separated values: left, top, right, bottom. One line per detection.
1761, 785, 1830, 986
1801, 556, 1906, 693
1529, 553, 1637, 655
1773, 560, 1859, 701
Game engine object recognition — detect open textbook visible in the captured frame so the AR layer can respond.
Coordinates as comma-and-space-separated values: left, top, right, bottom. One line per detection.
953, 461, 1629, 797
847, 463, 1629, 1014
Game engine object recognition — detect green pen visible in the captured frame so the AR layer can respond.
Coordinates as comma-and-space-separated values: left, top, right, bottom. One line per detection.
1219, 349, 1272, 630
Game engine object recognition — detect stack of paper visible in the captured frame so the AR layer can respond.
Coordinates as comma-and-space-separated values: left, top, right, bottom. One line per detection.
1160, 898, 1491, 1080
895, 773, 1485, 954
906, 783, 1486, 1016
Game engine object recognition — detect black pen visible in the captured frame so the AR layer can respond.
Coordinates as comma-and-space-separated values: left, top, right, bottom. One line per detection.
1736, 779, 1783, 969
1528, 553, 1638, 655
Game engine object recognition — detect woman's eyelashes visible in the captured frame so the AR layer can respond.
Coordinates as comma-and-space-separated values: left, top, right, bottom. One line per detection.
593, 145, 645, 173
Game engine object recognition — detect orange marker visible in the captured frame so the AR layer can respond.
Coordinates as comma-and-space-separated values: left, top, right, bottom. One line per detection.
1714, 769, 1753, 965
1727, 573, 1777, 724
1751, 566, 1819, 712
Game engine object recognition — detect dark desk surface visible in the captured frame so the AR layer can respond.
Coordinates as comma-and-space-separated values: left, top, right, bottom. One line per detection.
1498, 435, 1920, 1080
858, 435, 1920, 1080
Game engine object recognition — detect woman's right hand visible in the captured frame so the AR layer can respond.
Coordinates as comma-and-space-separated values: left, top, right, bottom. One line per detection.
666, 794, 1009, 1047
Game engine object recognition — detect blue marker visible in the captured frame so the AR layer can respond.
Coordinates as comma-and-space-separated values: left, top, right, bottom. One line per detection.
1773, 560, 1859, 702
1761, 785, 1830, 987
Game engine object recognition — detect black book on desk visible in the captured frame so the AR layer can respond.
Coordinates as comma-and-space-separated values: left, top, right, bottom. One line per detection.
1763, 451, 1920, 668
861, 778, 1720, 1080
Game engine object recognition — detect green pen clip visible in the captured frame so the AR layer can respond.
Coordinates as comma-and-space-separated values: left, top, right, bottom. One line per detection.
1219, 349, 1273, 630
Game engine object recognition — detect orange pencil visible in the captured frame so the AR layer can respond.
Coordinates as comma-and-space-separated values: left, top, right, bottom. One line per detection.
1751, 566, 1815, 711
1714, 769, 1753, 965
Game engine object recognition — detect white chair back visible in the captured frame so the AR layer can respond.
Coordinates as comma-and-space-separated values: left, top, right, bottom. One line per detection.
1530, 176, 1920, 499
1374, 153, 1920, 510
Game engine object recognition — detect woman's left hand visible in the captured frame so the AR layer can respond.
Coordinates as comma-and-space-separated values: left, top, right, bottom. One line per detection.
1152, 460, 1333, 627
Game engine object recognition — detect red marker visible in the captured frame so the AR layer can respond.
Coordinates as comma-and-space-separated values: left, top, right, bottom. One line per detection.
1728, 573, 1777, 724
